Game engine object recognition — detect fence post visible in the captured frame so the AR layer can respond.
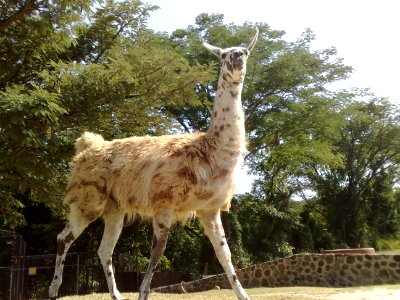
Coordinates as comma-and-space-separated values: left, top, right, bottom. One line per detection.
21, 242, 26, 299
76, 253, 80, 295
9, 267, 12, 300
135, 248, 140, 290
8, 231, 16, 300
11, 235, 23, 300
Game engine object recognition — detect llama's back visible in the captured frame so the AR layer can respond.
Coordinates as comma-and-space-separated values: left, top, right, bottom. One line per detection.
64, 131, 238, 222
108, 132, 237, 220
105, 133, 204, 219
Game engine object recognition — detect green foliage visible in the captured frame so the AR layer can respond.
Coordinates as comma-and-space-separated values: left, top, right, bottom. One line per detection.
0, 84, 68, 227
157, 255, 172, 271
221, 206, 251, 268
245, 31, 349, 199
164, 221, 205, 274
376, 236, 400, 253
0, 1, 213, 229
308, 96, 400, 247
230, 195, 299, 262
1, 3, 400, 279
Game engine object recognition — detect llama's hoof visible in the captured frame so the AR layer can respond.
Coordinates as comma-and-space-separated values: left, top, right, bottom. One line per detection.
138, 293, 149, 300
111, 293, 129, 300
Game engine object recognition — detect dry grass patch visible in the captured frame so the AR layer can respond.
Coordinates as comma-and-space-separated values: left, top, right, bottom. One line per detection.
59, 285, 400, 300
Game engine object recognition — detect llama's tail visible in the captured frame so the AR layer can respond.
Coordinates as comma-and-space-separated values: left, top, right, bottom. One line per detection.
75, 132, 105, 154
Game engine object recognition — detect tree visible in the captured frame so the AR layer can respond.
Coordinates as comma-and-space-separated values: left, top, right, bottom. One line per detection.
3, 5, 399, 277
168, 16, 363, 261
307, 96, 400, 247
0, 1, 214, 229
230, 194, 299, 262
171, 15, 352, 193
0, 0, 94, 228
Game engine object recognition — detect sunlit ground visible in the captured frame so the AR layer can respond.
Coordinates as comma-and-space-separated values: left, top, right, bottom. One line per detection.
60, 284, 400, 300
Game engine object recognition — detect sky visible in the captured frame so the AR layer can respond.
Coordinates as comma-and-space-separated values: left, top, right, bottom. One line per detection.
146, 0, 400, 103
145, 0, 400, 193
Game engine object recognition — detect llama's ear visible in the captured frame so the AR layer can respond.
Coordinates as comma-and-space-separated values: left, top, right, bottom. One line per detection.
203, 42, 222, 57
246, 28, 259, 52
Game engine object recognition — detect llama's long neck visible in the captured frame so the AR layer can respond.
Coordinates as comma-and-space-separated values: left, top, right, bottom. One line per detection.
208, 75, 246, 165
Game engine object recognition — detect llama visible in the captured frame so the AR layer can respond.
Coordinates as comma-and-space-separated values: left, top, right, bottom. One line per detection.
49, 29, 258, 300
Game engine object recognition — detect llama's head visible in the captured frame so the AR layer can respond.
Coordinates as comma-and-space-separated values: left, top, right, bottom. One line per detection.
203, 29, 259, 83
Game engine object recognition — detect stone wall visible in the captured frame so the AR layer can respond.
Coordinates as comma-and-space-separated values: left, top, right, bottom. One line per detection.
153, 253, 400, 293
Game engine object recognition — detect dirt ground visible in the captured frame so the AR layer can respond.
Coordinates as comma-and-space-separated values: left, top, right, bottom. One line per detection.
60, 285, 400, 300
249, 286, 400, 300
325, 287, 400, 300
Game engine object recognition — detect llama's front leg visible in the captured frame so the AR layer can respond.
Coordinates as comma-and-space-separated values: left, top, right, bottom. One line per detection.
138, 210, 173, 300
198, 210, 250, 300
98, 210, 127, 300
49, 217, 89, 299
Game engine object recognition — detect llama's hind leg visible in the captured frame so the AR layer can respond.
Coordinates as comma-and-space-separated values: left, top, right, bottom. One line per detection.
138, 210, 174, 300
197, 210, 250, 300
98, 209, 127, 300
49, 208, 92, 299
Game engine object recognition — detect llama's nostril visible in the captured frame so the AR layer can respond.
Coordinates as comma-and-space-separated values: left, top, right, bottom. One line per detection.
234, 51, 243, 58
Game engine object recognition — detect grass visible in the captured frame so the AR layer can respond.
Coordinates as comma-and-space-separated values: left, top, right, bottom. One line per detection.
59, 285, 400, 300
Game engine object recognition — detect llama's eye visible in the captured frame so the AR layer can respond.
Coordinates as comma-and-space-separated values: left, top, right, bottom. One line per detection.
243, 49, 248, 55
221, 53, 227, 59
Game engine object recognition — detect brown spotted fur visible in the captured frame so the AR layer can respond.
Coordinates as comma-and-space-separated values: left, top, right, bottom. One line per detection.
66, 130, 241, 222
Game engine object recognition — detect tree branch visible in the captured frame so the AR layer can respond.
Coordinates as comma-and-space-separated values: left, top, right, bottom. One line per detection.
93, 22, 127, 63
0, 0, 36, 31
